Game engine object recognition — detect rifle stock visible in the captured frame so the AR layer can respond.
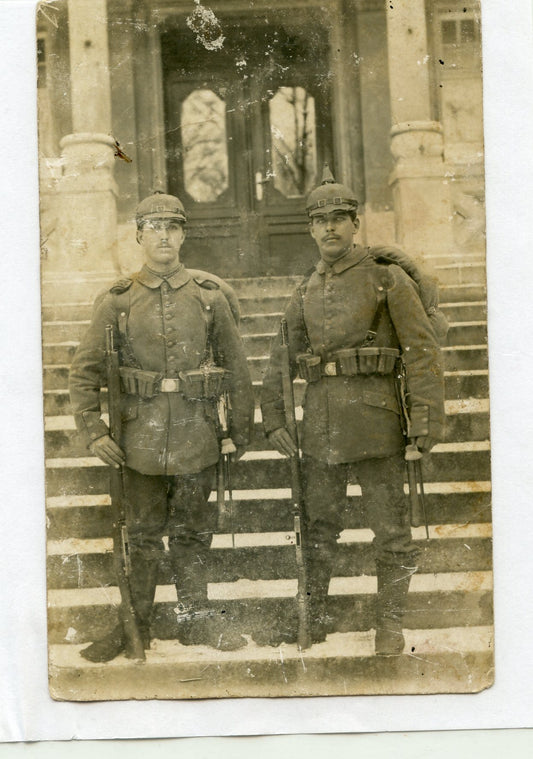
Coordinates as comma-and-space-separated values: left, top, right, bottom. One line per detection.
280, 318, 311, 650
105, 325, 146, 661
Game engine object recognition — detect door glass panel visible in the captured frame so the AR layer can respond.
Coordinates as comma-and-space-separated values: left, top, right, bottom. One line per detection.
181, 89, 229, 203
269, 86, 317, 198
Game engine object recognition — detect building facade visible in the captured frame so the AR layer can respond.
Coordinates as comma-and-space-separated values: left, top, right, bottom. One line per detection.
38, 0, 484, 279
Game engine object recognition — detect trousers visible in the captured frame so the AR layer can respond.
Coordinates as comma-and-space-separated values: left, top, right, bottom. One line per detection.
120, 465, 217, 608
302, 453, 418, 566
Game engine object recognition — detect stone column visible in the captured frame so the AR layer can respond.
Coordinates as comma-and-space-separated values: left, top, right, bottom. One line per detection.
386, 1, 453, 259
52, 0, 118, 273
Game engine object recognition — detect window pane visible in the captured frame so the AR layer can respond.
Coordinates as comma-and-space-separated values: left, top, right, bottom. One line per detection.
181, 89, 229, 203
441, 20, 457, 45
269, 86, 317, 198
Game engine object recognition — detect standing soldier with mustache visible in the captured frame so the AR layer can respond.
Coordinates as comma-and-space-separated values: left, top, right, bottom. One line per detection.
260, 168, 445, 655
69, 192, 254, 661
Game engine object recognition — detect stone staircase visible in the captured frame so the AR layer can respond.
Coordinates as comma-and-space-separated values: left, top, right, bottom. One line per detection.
42, 257, 493, 700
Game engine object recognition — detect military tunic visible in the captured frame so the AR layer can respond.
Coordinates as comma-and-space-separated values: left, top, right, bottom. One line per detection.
261, 245, 444, 463
70, 265, 254, 475
69, 264, 254, 639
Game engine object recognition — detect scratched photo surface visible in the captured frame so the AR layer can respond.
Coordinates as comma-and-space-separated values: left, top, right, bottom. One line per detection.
40, 0, 493, 701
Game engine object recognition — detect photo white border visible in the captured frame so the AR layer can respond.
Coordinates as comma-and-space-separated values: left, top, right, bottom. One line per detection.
1, 0, 532, 742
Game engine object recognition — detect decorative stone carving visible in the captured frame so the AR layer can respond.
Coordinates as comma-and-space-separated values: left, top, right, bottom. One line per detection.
51, 133, 118, 272
390, 121, 445, 165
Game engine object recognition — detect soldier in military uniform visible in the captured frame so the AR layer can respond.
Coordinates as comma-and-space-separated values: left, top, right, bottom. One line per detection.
260, 169, 445, 655
69, 193, 254, 661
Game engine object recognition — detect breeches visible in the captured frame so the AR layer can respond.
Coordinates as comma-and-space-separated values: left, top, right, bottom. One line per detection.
302, 454, 418, 566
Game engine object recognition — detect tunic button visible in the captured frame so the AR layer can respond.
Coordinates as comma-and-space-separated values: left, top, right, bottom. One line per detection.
381, 400, 386, 406
168, 340, 174, 347
165, 314, 172, 320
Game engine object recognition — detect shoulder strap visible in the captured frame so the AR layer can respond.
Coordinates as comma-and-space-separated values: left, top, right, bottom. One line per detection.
112, 285, 142, 369
361, 274, 388, 347
195, 282, 216, 363
296, 266, 316, 352
110, 277, 134, 295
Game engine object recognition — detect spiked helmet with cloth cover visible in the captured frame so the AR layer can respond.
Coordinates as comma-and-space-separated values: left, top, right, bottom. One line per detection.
135, 192, 187, 226
305, 164, 358, 217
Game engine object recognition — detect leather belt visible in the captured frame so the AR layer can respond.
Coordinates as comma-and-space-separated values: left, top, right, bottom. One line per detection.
297, 347, 400, 382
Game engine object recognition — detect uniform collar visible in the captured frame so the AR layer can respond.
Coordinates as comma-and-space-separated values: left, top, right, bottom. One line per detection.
315, 244, 370, 275
137, 264, 191, 290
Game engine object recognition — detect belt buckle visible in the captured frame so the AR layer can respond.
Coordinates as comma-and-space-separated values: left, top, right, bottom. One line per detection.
324, 361, 337, 376
160, 377, 179, 392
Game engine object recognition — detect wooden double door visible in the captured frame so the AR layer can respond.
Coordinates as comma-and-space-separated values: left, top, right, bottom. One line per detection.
161, 13, 334, 277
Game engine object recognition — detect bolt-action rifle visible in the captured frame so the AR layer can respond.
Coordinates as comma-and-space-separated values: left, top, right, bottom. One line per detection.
105, 325, 146, 661
280, 318, 311, 650
216, 390, 236, 547
395, 360, 429, 540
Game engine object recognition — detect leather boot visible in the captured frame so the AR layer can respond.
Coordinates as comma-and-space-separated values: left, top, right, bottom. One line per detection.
305, 539, 336, 645
175, 599, 247, 651
80, 553, 158, 663
307, 565, 332, 644
173, 552, 247, 651
374, 561, 416, 656
80, 623, 127, 663
124, 552, 159, 656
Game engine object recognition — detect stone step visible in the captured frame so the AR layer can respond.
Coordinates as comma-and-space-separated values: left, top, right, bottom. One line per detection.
40, 314, 488, 347
42, 371, 490, 416
42, 297, 488, 327
246, 346, 488, 382
424, 252, 485, 267
47, 572, 493, 645
43, 399, 490, 458
46, 482, 491, 540
440, 301, 487, 322
39, 274, 302, 304
48, 625, 494, 700
226, 276, 301, 297
439, 283, 486, 302
41, 272, 486, 308
433, 261, 486, 286
44, 443, 491, 498
42, 346, 489, 389
47, 525, 492, 590
42, 273, 116, 304
240, 325, 487, 357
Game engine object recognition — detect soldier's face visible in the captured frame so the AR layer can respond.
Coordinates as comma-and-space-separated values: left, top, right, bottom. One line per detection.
310, 211, 359, 262
138, 219, 186, 271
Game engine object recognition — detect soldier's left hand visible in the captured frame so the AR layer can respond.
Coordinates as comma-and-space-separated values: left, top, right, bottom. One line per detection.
416, 436, 437, 454
231, 445, 247, 462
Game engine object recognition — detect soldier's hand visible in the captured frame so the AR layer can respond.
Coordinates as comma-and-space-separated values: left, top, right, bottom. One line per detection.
89, 435, 125, 468
231, 445, 247, 463
415, 436, 437, 454
268, 427, 298, 457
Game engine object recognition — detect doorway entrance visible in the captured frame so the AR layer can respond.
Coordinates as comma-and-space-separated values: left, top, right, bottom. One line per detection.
161, 12, 334, 277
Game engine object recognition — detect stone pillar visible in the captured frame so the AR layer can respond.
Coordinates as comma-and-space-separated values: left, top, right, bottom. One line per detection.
386, 1, 453, 259
52, 0, 118, 273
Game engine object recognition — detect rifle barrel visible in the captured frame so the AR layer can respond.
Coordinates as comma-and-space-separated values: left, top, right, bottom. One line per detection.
105, 324, 146, 662
279, 318, 310, 650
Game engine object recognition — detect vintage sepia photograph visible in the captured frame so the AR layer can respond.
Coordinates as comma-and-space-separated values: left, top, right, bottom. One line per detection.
39, 0, 493, 701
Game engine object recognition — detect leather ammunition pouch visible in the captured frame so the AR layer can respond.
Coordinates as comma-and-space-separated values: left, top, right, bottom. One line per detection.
297, 347, 400, 382
119, 366, 226, 400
